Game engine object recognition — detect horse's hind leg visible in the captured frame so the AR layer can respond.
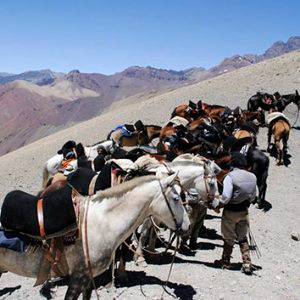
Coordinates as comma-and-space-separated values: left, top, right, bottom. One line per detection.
65, 274, 91, 300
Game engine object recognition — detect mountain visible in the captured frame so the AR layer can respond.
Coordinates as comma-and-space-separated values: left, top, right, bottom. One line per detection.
0, 69, 64, 85
0, 36, 299, 156
209, 36, 300, 75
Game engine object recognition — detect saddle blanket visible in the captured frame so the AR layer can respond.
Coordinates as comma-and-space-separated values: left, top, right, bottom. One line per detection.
266, 112, 290, 125
0, 227, 25, 252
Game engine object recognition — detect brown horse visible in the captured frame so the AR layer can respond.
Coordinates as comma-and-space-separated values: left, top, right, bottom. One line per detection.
202, 103, 226, 117
268, 119, 290, 165
108, 124, 161, 147
242, 110, 265, 126
171, 101, 200, 121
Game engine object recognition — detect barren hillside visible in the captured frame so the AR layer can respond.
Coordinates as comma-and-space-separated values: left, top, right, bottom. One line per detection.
0, 50, 299, 299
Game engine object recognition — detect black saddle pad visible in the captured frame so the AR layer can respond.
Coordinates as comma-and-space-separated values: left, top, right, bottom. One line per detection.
124, 124, 136, 132
134, 120, 144, 132
0, 187, 76, 238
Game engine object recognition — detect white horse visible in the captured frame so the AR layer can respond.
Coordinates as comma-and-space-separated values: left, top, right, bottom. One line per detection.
0, 173, 190, 300
133, 154, 221, 261
42, 140, 115, 187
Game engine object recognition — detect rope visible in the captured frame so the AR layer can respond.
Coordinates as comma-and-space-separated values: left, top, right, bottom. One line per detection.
82, 196, 100, 300
160, 237, 180, 299
248, 227, 261, 259
291, 105, 300, 128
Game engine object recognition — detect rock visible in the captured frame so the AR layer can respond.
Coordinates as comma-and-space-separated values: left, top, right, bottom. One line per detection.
291, 233, 300, 241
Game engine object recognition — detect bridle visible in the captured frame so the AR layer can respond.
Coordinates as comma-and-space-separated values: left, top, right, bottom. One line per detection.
158, 176, 183, 233
203, 172, 218, 201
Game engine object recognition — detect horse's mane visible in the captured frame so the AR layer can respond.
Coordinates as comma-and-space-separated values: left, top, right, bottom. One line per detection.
134, 155, 161, 170
172, 153, 206, 165
92, 175, 157, 201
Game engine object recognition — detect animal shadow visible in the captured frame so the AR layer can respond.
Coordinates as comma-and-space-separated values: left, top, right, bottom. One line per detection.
116, 270, 196, 300
0, 285, 21, 298
199, 228, 223, 240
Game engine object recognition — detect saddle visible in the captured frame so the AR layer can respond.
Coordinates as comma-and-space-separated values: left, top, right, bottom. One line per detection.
123, 120, 145, 135
0, 187, 77, 239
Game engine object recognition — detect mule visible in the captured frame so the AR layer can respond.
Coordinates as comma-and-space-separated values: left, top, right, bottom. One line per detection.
108, 124, 161, 147
0, 173, 190, 300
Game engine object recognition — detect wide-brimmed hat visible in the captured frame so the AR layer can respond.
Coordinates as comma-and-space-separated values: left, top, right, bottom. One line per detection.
57, 140, 76, 154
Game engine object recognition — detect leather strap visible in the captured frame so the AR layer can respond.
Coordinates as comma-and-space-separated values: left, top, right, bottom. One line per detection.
88, 174, 98, 196
37, 199, 46, 242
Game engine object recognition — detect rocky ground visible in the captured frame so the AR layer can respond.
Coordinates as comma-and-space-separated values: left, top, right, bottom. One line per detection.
0, 51, 300, 299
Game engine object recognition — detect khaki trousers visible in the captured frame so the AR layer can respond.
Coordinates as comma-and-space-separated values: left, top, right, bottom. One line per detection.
221, 208, 249, 247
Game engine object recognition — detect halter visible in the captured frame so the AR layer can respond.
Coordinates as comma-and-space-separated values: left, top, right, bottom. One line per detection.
203, 173, 218, 201
158, 176, 183, 233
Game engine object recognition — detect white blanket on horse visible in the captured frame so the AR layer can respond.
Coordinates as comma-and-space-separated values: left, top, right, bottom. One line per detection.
164, 116, 189, 127
107, 159, 137, 172
266, 112, 290, 125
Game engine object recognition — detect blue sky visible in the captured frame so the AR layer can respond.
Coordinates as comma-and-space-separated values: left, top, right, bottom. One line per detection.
0, 0, 299, 75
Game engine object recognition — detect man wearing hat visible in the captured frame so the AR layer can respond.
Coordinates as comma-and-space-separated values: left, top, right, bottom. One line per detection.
214, 152, 257, 275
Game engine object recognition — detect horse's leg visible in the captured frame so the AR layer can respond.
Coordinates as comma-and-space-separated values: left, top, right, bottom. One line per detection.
81, 280, 93, 300
267, 126, 272, 151
65, 274, 90, 300
275, 138, 282, 165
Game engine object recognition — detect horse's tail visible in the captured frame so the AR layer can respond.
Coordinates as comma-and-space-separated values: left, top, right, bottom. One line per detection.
42, 164, 50, 188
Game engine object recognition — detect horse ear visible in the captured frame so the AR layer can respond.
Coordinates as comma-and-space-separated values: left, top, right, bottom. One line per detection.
160, 172, 178, 188
296, 90, 299, 96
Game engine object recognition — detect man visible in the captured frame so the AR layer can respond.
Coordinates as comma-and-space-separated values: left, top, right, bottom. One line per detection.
214, 152, 257, 275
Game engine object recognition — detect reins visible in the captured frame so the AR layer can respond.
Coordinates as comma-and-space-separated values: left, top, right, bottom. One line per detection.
67, 182, 100, 300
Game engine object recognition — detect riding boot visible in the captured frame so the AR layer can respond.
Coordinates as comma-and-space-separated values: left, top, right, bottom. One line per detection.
239, 240, 252, 275
214, 242, 233, 269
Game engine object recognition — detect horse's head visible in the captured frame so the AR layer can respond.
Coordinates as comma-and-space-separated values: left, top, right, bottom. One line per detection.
199, 160, 221, 207
152, 173, 190, 234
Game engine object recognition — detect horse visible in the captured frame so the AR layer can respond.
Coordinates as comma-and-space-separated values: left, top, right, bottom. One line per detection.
268, 117, 291, 165
171, 101, 201, 121
247, 92, 279, 111
202, 103, 226, 117
242, 110, 265, 126
108, 124, 161, 147
0, 173, 190, 300
246, 148, 269, 208
42, 140, 115, 187
133, 154, 221, 258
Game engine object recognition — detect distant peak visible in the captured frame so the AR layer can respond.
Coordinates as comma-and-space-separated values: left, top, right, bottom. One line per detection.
68, 69, 81, 75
